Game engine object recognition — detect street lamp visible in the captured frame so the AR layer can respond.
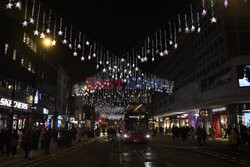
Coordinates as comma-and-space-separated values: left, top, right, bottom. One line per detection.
43, 38, 52, 47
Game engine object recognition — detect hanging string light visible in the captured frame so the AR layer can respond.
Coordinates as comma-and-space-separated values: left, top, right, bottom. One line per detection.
178, 14, 182, 33
201, 0, 207, 16
88, 45, 92, 60
164, 29, 169, 55
77, 32, 82, 49
62, 26, 67, 44
93, 43, 96, 58
73, 38, 77, 56
46, 10, 51, 34
174, 24, 178, 49
210, 0, 217, 23
81, 37, 85, 61
151, 39, 155, 62
40, 11, 46, 39
190, 3, 195, 32
184, 14, 189, 33
22, 0, 28, 26
51, 19, 57, 46
168, 22, 173, 45
69, 25, 73, 49
29, 0, 35, 24
34, 3, 40, 36
159, 29, 164, 56
58, 18, 63, 36
155, 31, 159, 54
197, 12, 201, 33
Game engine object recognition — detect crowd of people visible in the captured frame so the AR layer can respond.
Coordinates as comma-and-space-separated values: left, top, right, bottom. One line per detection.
0, 127, 92, 159
154, 125, 250, 153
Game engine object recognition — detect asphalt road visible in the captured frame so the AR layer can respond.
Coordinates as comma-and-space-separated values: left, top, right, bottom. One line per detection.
23, 136, 242, 167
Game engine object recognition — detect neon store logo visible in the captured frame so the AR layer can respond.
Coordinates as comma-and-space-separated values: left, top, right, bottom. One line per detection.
86, 77, 174, 91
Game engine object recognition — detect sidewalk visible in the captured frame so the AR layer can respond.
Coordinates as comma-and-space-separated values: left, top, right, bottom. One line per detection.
152, 135, 250, 165
0, 137, 96, 167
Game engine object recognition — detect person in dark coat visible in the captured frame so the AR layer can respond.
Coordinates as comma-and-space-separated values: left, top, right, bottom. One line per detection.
196, 126, 203, 146
0, 128, 5, 156
5, 129, 11, 156
10, 130, 19, 157
44, 129, 52, 154
22, 129, 30, 159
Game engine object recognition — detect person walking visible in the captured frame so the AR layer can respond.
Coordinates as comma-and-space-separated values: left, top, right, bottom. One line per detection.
196, 126, 203, 146
0, 128, 5, 156
44, 129, 52, 154
40, 128, 46, 149
17, 129, 23, 155
202, 127, 208, 146
22, 128, 30, 159
229, 127, 239, 153
5, 129, 11, 156
10, 130, 19, 157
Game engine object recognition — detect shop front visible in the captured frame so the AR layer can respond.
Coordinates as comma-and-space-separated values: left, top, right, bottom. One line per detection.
211, 106, 228, 138
0, 97, 30, 130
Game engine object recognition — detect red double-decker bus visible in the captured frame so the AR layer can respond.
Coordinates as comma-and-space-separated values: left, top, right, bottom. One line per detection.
121, 103, 150, 143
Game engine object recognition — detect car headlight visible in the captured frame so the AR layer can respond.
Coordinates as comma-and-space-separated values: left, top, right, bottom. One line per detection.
123, 134, 129, 138
145, 134, 150, 139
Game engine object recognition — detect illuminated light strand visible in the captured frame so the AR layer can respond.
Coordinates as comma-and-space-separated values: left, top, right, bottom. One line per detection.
174, 24, 178, 49
51, 19, 57, 46
22, 0, 28, 27
197, 12, 201, 33
62, 26, 67, 44
46, 10, 51, 34
184, 14, 189, 33
69, 25, 73, 49
164, 29, 169, 55
210, 0, 217, 23
159, 29, 163, 56
40, 11, 46, 39
178, 14, 182, 33
73, 39, 77, 56
34, 3, 40, 36
29, 0, 35, 24
190, 3, 195, 32
77, 32, 82, 49
169, 22, 173, 45
58, 18, 63, 36
201, 0, 207, 16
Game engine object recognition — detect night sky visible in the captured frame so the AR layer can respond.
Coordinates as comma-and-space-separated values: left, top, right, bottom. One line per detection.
42, 0, 192, 81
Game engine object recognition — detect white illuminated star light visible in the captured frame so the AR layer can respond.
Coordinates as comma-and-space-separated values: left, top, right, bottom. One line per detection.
62, 39, 67, 44
22, 20, 28, 27
178, 28, 182, 33
138, 55, 141, 59
164, 50, 169, 55
144, 57, 148, 62
152, 57, 155, 62
29, 17, 34, 24
197, 27, 201, 33
58, 30, 63, 36
69, 43, 72, 49
211, 17, 217, 23
191, 25, 195, 32
73, 51, 77, 56
6, 2, 13, 9
93, 53, 96, 57
15, 1, 21, 10
102, 68, 107, 73
159, 52, 164, 57
202, 9, 207, 16
135, 67, 139, 71
185, 27, 190, 33
86, 41, 90, 45
77, 44, 81, 49
40, 32, 45, 39
51, 40, 56, 46
88, 55, 91, 60
81, 56, 85, 61
169, 40, 173, 45
174, 43, 178, 49
121, 58, 125, 62
46, 28, 50, 34
96, 64, 99, 69
34, 30, 39, 36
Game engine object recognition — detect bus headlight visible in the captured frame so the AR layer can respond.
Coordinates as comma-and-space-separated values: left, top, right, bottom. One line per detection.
145, 134, 150, 139
123, 134, 129, 138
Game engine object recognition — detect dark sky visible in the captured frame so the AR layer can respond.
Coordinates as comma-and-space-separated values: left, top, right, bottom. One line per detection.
42, 0, 191, 81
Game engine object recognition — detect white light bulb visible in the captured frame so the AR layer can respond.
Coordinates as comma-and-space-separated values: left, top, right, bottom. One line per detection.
62, 39, 67, 44
77, 44, 81, 49
51, 40, 56, 46
160, 52, 164, 56
34, 30, 39, 36
81, 56, 85, 61
93, 53, 96, 57
46, 28, 50, 34
191, 25, 195, 32
202, 9, 207, 16
6, 2, 13, 9
15, 1, 21, 10
174, 43, 178, 49
69, 43, 72, 49
211, 17, 217, 23
121, 58, 125, 62
22, 20, 28, 27
29, 18, 34, 24
164, 50, 169, 55
86, 41, 90, 45
197, 27, 201, 33
73, 52, 77, 56
178, 28, 182, 33
88, 55, 91, 60
40, 32, 45, 39
185, 27, 190, 33
169, 40, 173, 45
58, 30, 63, 36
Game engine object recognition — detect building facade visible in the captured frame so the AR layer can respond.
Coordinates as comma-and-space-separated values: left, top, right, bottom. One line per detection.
151, 1, 250, 137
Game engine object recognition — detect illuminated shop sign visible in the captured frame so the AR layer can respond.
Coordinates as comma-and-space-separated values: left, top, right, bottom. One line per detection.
43, 108, 49, 114
212, 107, 226, 112
0, 98, 28, 110
177, 114, 188, 119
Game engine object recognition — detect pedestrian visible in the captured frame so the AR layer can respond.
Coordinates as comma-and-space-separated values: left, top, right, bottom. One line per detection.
180, 127, 187, 144
22, 128, 30, 159
10, 130, 19, 157
77, 128, 82, 142
247, 128, 250, 150
40, 128, 46, 149
17, 129, 23, 154
225, 125, 232, 139
202, 127, 208, 146
0, 128, 5, 156
29, 129, 37, 159
188, 127, 195, 144
5, 128, 11, 156
196, 126, 203, 146
229, 127, 239, 153
44, 129, 52, 154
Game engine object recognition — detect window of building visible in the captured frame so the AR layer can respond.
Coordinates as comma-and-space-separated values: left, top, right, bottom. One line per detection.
13, 49, 16, 60
4, 43, 9, 55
